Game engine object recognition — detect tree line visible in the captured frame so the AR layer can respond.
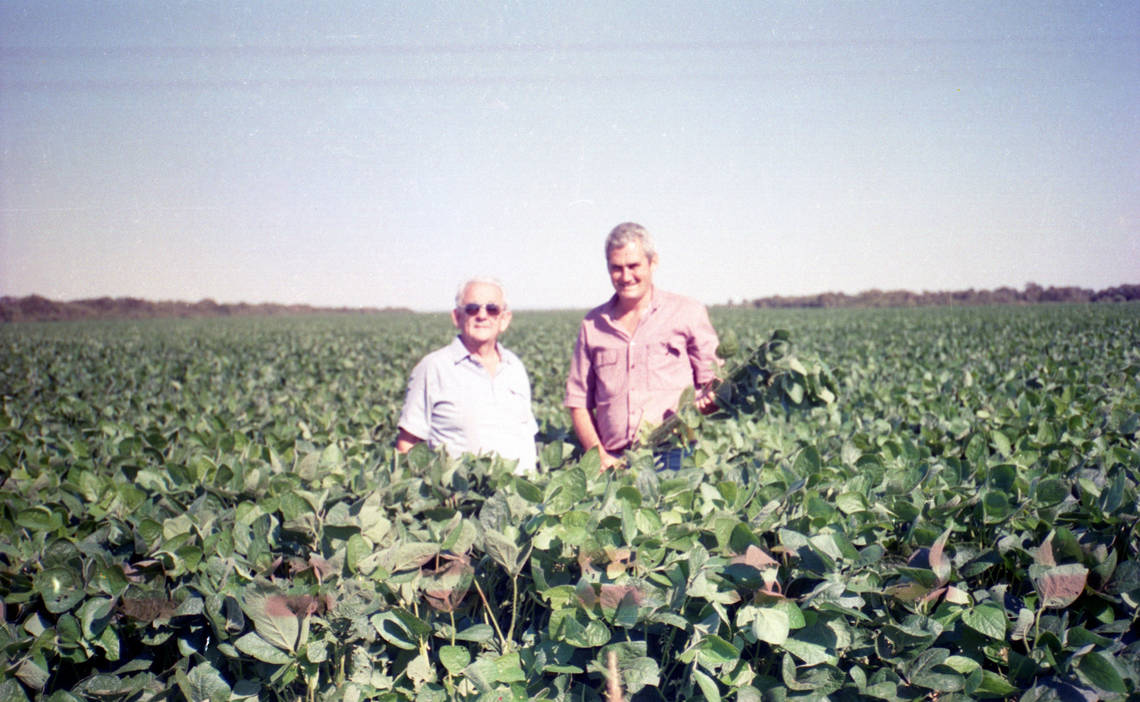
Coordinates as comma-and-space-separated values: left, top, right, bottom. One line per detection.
0, 295, 412, 323
2, 283, 1137, 322
732, 283, 1140, 309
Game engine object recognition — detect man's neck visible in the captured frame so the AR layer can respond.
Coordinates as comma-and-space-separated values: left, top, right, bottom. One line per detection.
612, 286, 654, 317
459, 335, 500, 368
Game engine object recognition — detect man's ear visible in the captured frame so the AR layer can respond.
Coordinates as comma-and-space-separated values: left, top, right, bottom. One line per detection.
498, 309, 513, 334
450, 308, 461, 329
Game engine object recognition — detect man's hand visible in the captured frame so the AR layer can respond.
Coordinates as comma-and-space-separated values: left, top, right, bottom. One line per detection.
599, 447, 625, 471
395, 427, 424, 453
570, 407, 626, 470
695, 379, 722, 415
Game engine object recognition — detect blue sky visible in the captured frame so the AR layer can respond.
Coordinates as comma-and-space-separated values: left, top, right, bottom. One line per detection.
2, 1, 1137, 311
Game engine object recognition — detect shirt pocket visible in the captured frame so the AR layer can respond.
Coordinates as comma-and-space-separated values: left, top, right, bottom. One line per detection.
504, 387, 533, 423
650, 338, 692, 389
592, 348, 624, 399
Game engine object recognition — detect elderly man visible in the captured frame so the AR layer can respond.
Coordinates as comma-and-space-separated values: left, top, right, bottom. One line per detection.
397, 277, 538, 473
564, 222, 720, 470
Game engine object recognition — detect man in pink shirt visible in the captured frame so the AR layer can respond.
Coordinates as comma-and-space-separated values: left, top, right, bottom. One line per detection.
564, 222, 720, 470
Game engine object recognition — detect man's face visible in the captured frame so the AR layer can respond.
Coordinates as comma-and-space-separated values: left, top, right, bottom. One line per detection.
451, 281, 511, 346
607, 241, 657, 306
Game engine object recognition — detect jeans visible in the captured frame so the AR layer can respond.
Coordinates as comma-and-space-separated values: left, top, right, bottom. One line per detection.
653, 446, 692, 471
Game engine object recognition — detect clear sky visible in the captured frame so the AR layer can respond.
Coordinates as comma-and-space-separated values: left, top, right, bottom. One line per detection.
2, 2, 1137, 311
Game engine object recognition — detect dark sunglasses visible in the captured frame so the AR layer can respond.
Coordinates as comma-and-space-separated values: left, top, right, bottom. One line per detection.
459, 303, 503, 317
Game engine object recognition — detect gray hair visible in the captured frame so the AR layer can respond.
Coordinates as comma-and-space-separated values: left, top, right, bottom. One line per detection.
604, 222, 658, 262
454, 276, 508, 308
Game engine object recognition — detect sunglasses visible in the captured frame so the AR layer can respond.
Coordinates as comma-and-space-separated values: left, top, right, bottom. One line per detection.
459, 303, 503, 317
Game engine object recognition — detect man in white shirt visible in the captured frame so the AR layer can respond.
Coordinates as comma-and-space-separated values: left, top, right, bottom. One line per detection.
396, 277, 538, 473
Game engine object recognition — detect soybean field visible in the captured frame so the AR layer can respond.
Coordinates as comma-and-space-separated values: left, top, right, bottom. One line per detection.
1, 303, 1138, 701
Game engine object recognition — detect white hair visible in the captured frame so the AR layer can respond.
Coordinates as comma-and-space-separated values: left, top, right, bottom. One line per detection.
454, 276, 508, 308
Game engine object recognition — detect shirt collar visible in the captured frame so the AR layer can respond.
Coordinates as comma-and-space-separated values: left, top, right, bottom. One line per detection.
603, 286, 658, 320
446, 335, 511, 366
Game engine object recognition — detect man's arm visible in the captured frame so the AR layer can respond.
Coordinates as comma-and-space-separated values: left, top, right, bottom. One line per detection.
565, 322, 622, 469
687, 303, 723, 415
396, 356, 432, 453
395, 427, 424, 453
570, 407, 622, 470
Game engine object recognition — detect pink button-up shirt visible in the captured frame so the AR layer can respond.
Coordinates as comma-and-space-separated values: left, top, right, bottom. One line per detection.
564, 288, 720, 452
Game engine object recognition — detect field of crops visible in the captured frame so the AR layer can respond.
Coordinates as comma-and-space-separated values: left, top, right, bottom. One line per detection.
2, 303, 1138, 701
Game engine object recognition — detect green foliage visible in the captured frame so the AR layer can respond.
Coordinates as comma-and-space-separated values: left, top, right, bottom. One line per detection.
1, 304, 1138, 700
647, 328, 839, 447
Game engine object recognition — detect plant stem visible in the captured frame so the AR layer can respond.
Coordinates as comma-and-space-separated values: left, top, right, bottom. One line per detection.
506, 542, 534, 644
472, 576, 509, 652
508, 574, 519, 645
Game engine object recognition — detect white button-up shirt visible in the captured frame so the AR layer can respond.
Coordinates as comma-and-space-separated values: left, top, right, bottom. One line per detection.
398, 336, 538, 473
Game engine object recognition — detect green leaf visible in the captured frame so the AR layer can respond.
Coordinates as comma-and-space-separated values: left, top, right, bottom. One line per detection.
942, 655, 980, 674
374, 541, 439, 572
278, 492, 312, 521
551, 608, 610, 648
78, 596, 114, 639
91, 564, 129, 598
973, 669, 1019, 697
371, 609, 431, 650
835, 492, 867, 514
990, 431, 1012, 457
781, 621, 840, 666
1035, 478, 1068, 506
962, 604, 1006, 640
544, 466, 587, 515
241, 587, 299, 653
1075, 651, 1126, 694
305, 640, 328, 664
16, 506, 62, 531
779, 653, 812, 691
494, 652, 526, 683
454, 624, 495, 642
483, 528, 523, 576
749, 606, 790, 645
234, 632, 292, 664
513, 477, 543, 503
35, 567, 84, 614
982, 490, 1011, 523
163, 513, 195, 540
76, 673, 137, 698
905, 648, 964, 692
439, 645, 471, 675
96, 625, 120, 661
232, 680, 261, 700
346, 533, 369, 574
405, 651, 434, 684
692, 669, 721, 702
15, 656, 49, 691
613, 589, 641, 629
786, 380, 804, 404
464, 654, 501, 691
696, 635, 740, 669
183, 662, 232, 702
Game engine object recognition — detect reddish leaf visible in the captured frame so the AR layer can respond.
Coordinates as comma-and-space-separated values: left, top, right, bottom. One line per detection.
929, 528, 952, 585
1035, 534, 1057, 566
1031, 563, 1088, 608
598, 583, 643, 610
730, 544, 779, 569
